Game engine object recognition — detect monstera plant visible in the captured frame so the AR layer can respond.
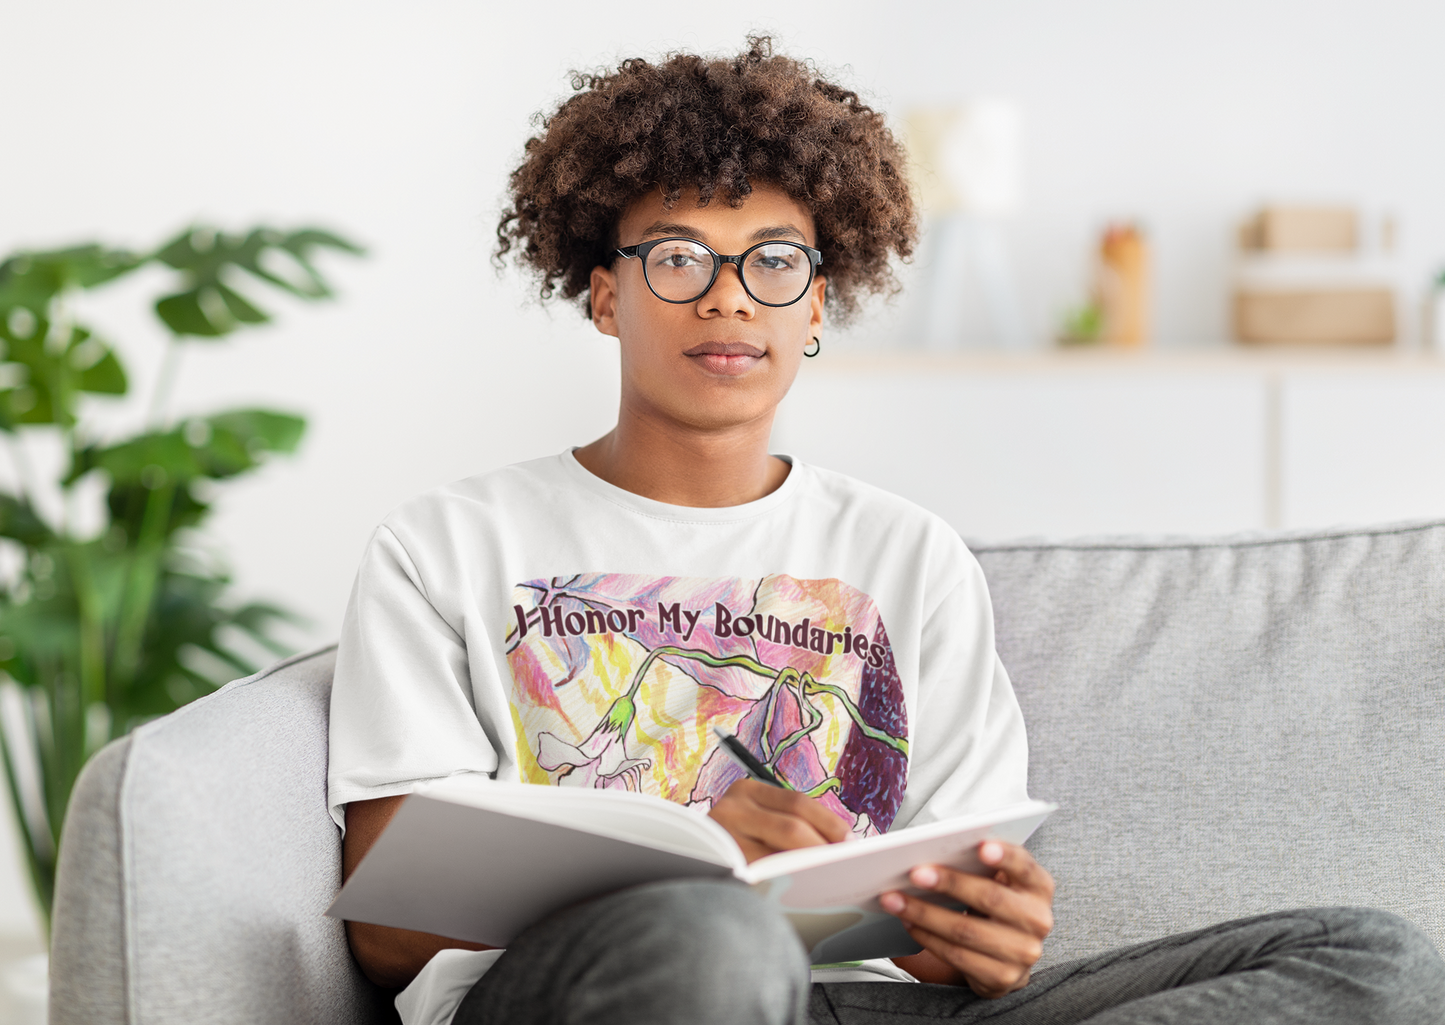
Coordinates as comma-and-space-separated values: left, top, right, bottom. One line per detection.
0, 226, 361, 930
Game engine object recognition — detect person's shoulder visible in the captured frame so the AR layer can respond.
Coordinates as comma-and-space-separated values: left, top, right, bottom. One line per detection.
798, 461, 958, 537
376, 453, 571, 547
795, 460, 978, 573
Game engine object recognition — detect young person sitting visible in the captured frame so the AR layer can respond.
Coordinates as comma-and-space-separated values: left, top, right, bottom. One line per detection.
329, 37, 1445, 1025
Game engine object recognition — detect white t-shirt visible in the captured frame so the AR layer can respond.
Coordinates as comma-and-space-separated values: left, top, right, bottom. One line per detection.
328, 451, 1029, 1025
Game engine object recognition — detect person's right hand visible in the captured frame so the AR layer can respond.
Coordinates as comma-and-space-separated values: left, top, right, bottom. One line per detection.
708, 778, 850, 862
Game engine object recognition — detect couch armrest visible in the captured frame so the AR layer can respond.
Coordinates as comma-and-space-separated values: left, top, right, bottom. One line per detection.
50, 737, 132, 1024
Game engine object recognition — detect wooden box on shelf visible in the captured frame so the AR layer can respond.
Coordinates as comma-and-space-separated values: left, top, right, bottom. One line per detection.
1233, 288, 1395, 346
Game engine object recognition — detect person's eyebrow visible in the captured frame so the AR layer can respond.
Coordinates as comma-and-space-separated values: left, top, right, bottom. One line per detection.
638, 222, 707, 242
634, 222, 810, 245
748, 225, 808, 243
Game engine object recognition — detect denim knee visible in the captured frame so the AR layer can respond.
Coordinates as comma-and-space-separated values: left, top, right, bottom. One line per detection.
570, 879, 810, 1025
1319, 907, 1439, 958
616, 878, 808, 976
1314, 907, 1445, 1013
459, 878, 809, 1025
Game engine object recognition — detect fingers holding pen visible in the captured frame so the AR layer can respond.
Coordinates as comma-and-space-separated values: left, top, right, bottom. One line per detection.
748, 780, 851, 843
708, 778, 849, 861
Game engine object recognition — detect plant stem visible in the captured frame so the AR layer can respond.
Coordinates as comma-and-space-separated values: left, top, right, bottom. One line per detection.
114, 341, 185, 693
147, 337, 184, 428
111, 483, 173, 693
64, 545, 108, 720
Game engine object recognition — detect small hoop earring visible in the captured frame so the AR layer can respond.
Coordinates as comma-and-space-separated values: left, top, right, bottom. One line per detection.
804, 336, 821, 358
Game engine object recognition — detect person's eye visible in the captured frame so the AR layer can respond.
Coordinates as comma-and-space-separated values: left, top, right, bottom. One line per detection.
651, 246, 707, 269
750, 248, 801, 271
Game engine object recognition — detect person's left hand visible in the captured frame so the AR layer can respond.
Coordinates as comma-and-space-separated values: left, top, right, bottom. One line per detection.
882, 841, 1054, 997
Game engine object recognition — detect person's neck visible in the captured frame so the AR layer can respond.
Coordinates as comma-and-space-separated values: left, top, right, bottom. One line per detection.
573, 406, 790, 508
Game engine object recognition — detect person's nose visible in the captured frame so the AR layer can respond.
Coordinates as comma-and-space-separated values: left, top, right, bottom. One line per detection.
696, 260, 755, 319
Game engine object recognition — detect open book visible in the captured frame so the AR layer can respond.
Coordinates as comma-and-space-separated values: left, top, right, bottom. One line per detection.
327, 778, 1055, 964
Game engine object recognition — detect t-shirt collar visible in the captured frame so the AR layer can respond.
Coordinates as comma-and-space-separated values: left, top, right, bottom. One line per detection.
558, 448, 804, 523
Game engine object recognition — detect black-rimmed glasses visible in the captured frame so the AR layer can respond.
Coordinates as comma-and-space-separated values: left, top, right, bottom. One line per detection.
614, 237, 823, 307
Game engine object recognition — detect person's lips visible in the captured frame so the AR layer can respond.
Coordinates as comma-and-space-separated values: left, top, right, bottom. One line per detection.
683, 341, 766, 376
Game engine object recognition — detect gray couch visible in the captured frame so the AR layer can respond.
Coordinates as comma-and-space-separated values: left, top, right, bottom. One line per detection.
49, 520, 1445, 1023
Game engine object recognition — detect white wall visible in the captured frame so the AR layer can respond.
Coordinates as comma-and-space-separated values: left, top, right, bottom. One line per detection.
8, 0, 1445, 643
4, 0, 1445, 940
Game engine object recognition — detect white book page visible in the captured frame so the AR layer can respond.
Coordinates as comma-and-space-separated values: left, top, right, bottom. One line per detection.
328, 785, 743, 946
740, 800, 1056, 891
419, 777, 745, 868
738, 800, 1055, 963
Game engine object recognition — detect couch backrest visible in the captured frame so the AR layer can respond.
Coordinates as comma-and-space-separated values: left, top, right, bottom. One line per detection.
50, 647, 395, 1025
973, 519, 1445, 968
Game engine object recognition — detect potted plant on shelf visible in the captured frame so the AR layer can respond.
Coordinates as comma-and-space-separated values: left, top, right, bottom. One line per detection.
0, 225, 361, 935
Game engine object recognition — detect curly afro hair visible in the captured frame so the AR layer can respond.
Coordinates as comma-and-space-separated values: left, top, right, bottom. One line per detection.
495, 36, 917, 323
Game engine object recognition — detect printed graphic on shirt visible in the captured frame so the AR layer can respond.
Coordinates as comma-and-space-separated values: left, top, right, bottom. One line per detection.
504, 573, 909, 838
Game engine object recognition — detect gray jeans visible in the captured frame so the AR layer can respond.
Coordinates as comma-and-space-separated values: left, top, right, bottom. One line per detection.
452, 879, 1445, 1025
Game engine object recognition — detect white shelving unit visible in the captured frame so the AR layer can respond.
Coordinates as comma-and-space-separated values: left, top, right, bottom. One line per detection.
775, 347, 1445, 540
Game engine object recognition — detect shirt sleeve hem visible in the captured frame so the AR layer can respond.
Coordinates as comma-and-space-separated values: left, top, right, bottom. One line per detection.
328, 769, 498, 833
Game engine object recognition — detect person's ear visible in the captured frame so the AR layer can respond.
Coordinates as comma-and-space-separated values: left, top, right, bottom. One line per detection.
808, 275, 827, 336
591, 265, 620, 338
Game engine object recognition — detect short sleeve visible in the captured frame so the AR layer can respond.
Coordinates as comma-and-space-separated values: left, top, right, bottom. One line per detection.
327, 525, 499, 830
891, 556, 1030, 829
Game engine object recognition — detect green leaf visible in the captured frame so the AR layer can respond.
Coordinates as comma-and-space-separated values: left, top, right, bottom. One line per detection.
150, 225, 362, 338
215, 282, 268, 325
206, 409, 306, 458
100, 482, 209, 548
0, 316, 129, 429
106, 564, 301, 728
154, 289, 225, 337
66, 408, 304, 555
253, 228, 366, 299
74, 404, 305, 497
81, 431, 198, 486
0, 495, 53, 547
277, 227, 366, 256
74, 345, 127, 395
0, 246, 144, 317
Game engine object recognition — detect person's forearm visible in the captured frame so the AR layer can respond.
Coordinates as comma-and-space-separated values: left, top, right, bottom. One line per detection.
346, 920, 491, 989
342, 794, 494, 988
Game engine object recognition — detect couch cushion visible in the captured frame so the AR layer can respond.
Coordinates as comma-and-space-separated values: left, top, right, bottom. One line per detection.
972, 519, 1445, 968
50, 647, 395, 1025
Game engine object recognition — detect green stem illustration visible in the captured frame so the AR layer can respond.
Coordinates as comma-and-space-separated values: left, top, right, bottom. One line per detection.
802, 678, 910, 756
802, 777, 842, 798
586, 639, 909, 773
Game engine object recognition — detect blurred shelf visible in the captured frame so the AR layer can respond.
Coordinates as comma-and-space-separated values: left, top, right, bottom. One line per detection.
784, 343, 1445, 534
821, 346, 1445, 376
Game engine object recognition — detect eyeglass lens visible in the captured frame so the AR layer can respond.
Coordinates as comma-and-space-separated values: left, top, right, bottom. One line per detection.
644, 240, 812, 305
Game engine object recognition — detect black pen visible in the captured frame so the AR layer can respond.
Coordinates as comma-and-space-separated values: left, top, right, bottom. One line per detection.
712, 727, 788, 788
